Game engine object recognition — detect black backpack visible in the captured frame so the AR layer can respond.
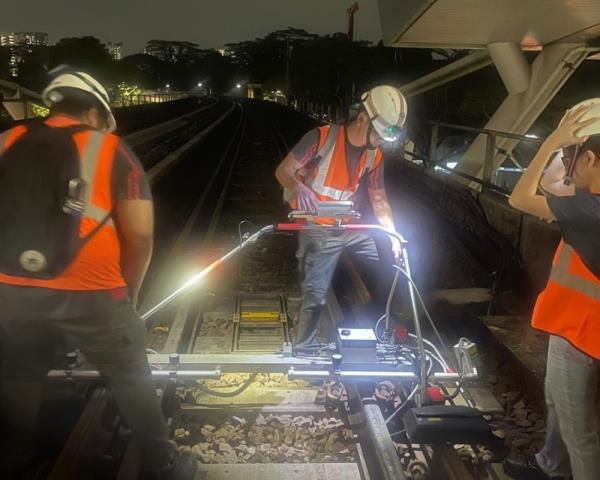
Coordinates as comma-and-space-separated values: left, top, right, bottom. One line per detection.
0, 122, 103, 279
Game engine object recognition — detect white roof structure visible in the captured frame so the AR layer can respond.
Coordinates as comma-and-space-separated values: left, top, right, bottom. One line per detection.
378, 0, 600, 50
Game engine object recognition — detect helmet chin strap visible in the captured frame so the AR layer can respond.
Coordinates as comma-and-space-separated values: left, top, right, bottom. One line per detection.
366, 122, 378, 151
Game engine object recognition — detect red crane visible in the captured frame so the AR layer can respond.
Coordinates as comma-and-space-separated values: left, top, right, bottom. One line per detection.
347, 2, 359, 42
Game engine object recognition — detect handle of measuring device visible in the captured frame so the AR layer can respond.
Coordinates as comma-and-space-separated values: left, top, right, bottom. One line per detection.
141, 223, 406, 322
140, 225, 276, 321
275, 223, 407, 245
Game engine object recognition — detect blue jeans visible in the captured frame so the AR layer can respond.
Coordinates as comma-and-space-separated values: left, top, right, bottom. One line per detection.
295, 229, 396, 345
536, 335, 600, 480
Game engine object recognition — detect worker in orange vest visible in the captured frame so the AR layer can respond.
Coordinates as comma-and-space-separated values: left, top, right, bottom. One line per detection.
504, 100, 600, 480
0, 68, 196, 479
275, 85, 407, 348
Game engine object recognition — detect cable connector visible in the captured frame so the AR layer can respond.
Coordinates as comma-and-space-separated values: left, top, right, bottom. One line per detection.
453, 338, 478, 377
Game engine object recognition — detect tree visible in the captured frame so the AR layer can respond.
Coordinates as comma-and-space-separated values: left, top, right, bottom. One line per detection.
0, 47, 11, 80
144, 40, 206, 64
17, 46, 53, 90
51, 36, 112, 73
115, 53, 169, 90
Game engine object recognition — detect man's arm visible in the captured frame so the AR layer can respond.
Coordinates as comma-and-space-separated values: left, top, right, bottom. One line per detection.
275, 152, 303, 190
115, 199, 154, 307
275, 130, 321, 212
111, 138, 154, 307
509, 105, 595, 219
509, 140, 557, 220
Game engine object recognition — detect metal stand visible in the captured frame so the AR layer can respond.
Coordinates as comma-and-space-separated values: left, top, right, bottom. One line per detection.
141, 206, 430, 403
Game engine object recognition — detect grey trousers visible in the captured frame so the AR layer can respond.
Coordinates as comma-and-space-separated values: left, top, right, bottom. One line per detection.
295, 229, 396, 345
536, 335, 600, 480
0, 302, 171, 476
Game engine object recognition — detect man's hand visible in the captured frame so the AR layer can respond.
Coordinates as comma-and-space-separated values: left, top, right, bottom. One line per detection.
294, 181, 320, 213
550, 104, 597, 148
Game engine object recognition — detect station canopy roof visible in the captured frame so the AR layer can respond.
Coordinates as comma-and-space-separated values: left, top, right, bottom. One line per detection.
378, 0, 600, 50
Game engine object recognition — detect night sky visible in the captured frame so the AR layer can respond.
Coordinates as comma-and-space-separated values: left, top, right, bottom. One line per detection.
1, 0, 383, 54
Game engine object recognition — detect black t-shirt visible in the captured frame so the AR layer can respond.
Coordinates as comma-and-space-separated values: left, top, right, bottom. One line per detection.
548, 189, 600, 278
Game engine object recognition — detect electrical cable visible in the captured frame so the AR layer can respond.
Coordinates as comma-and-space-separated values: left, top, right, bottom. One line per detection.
194, 373, 257, 398
392, 264, 458, 371
434, 337, 470, 400
385, 384, 419, 425
389, 428, 406, 438
389, 264, 475, 403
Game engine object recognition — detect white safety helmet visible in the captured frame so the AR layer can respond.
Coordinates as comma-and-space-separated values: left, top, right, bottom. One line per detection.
560, 98, 600, 138
361, 85, 407, 142
42, 69, 116, 132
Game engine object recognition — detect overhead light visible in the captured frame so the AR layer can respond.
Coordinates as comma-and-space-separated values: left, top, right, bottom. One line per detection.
525, 133, 538, 139
236, 83, 241, 89
198, 82, 203, 87
166, 83, 170, 88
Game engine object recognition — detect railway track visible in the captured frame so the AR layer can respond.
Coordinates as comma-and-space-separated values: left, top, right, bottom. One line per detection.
133, 101, 500, 480
36, 99, 537, 480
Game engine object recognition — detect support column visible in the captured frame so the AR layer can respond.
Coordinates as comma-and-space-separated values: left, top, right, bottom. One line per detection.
456, 43, 589, 183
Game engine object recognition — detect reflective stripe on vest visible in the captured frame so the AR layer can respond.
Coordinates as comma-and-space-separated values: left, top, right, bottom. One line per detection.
549, 243, 600, 302
80, 131, 115, 229
306, 125, 377, 201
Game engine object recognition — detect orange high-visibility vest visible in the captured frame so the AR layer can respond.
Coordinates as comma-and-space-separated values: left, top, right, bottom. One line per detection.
290, 125, 383, 223
0, 116, 127, 291
532, 240, 600, 359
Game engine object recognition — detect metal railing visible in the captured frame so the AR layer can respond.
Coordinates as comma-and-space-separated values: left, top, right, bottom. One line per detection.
406, 120, 545, 195
112, 91, 188, 108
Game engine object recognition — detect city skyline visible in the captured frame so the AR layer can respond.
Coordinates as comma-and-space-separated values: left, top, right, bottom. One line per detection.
0, 0, 382, 55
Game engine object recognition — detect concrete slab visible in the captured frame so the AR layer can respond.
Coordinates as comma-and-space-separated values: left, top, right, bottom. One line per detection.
480, 315, 547, 384
194, 337, 231, 354
196, 463, 362, 480
430, 288, 491, 305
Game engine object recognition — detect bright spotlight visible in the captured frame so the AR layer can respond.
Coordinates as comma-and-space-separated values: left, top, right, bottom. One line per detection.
166, 83, 170, 89
236, 83, 242, 89
198, 82, 203, 87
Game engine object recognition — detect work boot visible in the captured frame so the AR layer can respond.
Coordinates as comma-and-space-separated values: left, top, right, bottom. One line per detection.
503, 455, 569, 480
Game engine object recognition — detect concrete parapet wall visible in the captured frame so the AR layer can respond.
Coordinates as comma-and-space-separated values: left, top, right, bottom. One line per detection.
392, 161, 560, 295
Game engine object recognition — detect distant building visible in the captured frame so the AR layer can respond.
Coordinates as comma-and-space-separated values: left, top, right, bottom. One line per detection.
107, 42, 123, 60
0, 31, 49, 76
1, 32, 48, 47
